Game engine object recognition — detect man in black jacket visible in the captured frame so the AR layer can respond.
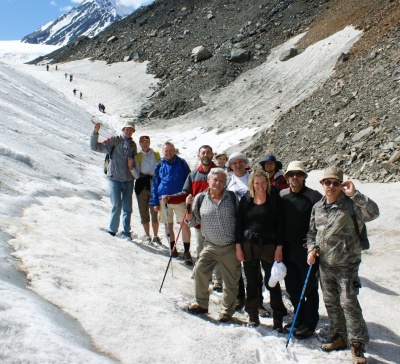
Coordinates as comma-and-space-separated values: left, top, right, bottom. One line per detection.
280, 161, 322, 339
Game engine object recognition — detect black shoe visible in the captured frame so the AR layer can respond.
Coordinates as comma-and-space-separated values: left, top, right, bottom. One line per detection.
258, 304, 271, 318
122, 232, 131, 240
108, 231, 116, 237
283, 320, 301, 333
293, 325, 314, 339
235, 298, 245, 312
171, 249, 179, 258
183, 251, 193, 265
248, 315, 260, 327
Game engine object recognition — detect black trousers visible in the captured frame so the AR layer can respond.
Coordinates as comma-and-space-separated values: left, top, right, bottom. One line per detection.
243, 259, 287, 317
284, 244, 319, 331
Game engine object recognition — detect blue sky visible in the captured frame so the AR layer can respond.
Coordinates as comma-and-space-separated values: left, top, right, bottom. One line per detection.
0, 0, 153, 41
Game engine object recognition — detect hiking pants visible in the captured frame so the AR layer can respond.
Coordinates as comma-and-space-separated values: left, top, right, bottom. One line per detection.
319, 264, 369, 345
194, 242, 240, 316
109, 179, 133, 234
284, 243, 319, 331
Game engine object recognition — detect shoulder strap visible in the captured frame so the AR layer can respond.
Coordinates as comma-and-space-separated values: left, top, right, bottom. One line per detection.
109, 136, 119, 158
137, 152, 143, 165
154, 151, 161, 161
197, 192, 206, 210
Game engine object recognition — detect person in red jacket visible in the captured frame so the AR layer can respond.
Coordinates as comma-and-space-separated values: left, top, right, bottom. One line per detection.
164, 145, 219, 274
259, 154, 289, 191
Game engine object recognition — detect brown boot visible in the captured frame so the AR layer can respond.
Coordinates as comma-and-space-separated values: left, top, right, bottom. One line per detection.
351, 342, 366, 364
188, 303, 208, 315
321, 333, 347, 352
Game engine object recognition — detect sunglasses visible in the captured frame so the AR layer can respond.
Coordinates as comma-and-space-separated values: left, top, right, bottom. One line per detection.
286, 172, 305, 178
323, 180, 341, 187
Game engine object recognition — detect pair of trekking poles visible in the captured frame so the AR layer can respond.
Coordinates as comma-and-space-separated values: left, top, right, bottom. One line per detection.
159, 203, 189, 293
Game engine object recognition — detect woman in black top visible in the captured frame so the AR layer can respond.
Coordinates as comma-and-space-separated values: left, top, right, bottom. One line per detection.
236, 170, 287, 328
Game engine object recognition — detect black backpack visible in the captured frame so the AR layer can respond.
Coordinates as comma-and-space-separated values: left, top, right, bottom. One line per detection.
346, 196, 370, 250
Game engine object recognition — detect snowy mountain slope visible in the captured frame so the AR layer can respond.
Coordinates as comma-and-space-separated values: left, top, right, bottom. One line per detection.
0, 32, 399, 363
21, 0, 132, 46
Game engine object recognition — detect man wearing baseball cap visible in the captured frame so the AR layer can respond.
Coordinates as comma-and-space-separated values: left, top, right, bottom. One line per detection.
90, 119, 137, 239
307, 167, 379, 363
280, 161, 322, 338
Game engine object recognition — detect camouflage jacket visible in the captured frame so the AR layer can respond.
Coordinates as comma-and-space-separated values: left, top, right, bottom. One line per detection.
307, 190, 379, 268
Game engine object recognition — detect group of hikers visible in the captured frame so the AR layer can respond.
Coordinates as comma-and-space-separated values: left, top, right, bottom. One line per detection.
90, 119, 379, 364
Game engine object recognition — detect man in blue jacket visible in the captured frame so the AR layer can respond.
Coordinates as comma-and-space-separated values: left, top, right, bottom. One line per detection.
151, 142, 192, 264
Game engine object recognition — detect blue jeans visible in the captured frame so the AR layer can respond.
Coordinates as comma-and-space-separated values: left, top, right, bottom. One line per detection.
108, 179, 133, 235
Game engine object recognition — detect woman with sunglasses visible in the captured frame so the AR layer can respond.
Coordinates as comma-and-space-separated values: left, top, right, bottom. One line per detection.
307, 167, 379, 364
235, 169, 287, 328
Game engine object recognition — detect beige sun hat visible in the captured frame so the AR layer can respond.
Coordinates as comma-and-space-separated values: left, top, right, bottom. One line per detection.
284, 161, 308, 178
121, 120, 136, 131
319, 166, 343, 183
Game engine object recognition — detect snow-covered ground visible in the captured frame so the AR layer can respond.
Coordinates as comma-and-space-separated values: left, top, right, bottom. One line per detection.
0, 30, 399, 364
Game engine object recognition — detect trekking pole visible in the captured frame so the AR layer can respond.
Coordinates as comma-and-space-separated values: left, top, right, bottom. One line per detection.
159, 208, 188, 293
164, 203, 173, 277
286, 263, 313, 348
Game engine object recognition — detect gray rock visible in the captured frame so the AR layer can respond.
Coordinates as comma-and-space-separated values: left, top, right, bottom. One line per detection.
229, 48, 251, 63
381, 162, 399, 174
279, 48, 299, 62
389, 150, 400, 163
107, 36, 118, 43
352, 127, 373, 142
336, 132, 346, 143
191, 46, 212, 63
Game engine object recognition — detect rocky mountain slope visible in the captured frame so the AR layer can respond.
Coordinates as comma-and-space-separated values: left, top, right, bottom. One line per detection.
30, 0, 399, 182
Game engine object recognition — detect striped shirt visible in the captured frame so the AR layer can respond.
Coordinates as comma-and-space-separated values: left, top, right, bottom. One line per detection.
186, 188, 238, 246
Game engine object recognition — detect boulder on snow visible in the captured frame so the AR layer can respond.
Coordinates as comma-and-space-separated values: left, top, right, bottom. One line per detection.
279, 48, 299, 62
191, 46, 212, 63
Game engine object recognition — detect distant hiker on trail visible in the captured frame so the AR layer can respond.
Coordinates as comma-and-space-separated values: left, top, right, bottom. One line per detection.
80, 92, 83, 99
214, 152, 229, 173
280, 161, 322, 338
90, 119, 137, 239
235, 169, 287, 329
259, 154, 289, 191
164, 145, 218, 271
129, 135, 161, 245
55, 65, 58, 71
70, 74, 73, 82
185, 168, 240, 323
150, 142, 191, 263
46, 65, 49, 71
65, 72, 67, 79
73, 89, 77, 96
307, 167, 379, 364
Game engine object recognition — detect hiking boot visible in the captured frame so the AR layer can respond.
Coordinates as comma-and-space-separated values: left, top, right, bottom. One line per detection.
248, 315, 260, 327
108, 231, 116, 237
258, 304, 271, 318
144, 236, 152, 244
235, 298, 245, 312
188, 303, 208, 315
171, 249, 179, 258
152, 236, 162, 246
183, 251, 193, 265
212, 282, 223, 292
293, 325, 314, 339
351, 342, 366, 364
283, 320, 301, 333
122, 232, 132, 240
321, 333, 347, 352
219, 312, 232, 323
273, 314, 283, 333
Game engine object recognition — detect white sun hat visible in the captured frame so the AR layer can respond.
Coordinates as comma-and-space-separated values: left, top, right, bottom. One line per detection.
268, 261, 287, 287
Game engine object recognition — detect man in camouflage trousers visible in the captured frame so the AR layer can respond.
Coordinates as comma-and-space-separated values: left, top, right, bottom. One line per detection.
307, 167, 379, 364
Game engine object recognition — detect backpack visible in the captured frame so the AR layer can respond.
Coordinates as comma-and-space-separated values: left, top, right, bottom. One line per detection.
137, 150, 161, 165
346, 196, 370, 250
196, 190, 237, 213
103, 137, 119, 175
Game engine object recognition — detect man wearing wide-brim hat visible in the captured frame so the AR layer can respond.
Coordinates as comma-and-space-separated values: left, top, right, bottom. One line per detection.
90, 118, 138, 239
307, 166, 379, 363
258, 154, 289, 191
280, 161, 322, 339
